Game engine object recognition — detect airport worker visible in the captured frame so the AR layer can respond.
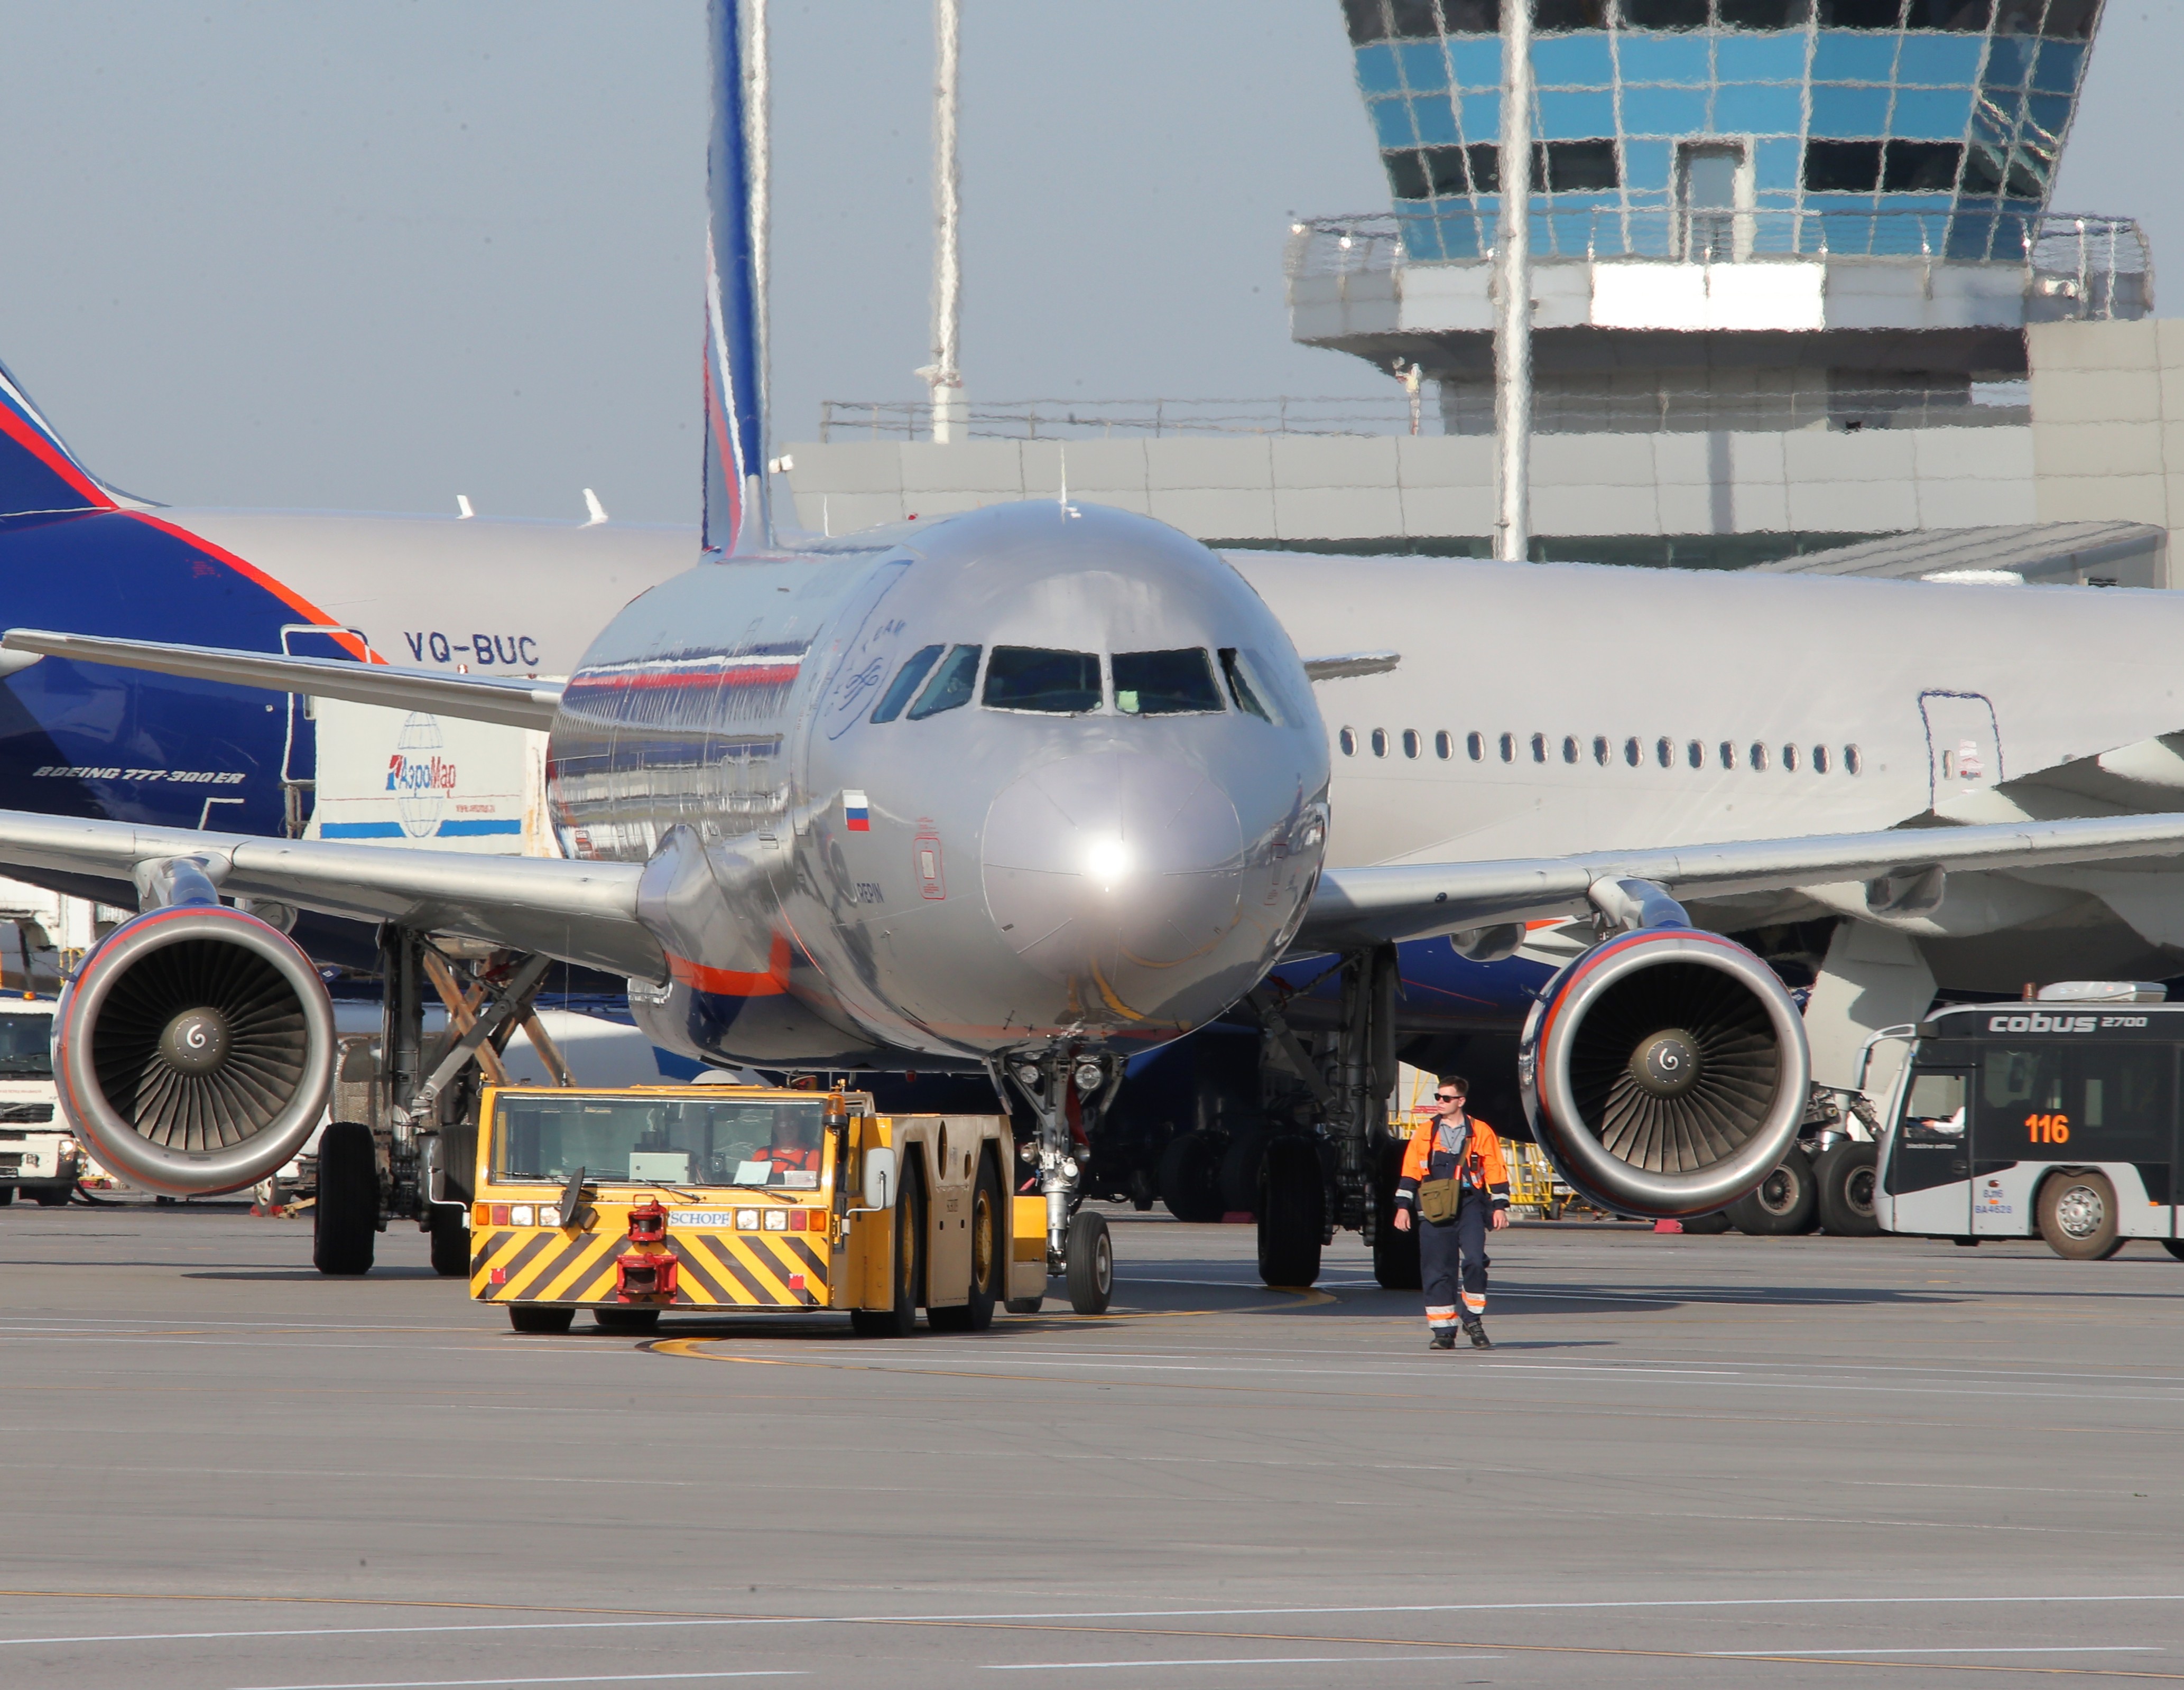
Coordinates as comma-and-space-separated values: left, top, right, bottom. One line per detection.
1391, 1075, 1510, 1350
765, 1106, 821, 1176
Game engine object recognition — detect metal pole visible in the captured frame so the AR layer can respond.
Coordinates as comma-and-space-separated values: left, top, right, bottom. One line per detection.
928, 0, 965, 444
1494, 0, 1534, 563
745, 0, 773, 534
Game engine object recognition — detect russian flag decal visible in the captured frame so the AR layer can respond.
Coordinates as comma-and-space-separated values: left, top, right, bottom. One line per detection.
844, 790, 870, 832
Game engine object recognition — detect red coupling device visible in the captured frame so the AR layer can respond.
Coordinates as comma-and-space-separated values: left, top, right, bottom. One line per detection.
615, 1251, 678, 1302
627, 1199, 667, 1244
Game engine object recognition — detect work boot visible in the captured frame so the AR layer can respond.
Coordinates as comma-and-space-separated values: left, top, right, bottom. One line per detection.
1464, 1320, 1492, 1350
1428, 1327, 1456, 1350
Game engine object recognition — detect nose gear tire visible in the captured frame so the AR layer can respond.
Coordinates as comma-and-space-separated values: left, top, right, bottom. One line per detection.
1065, 1210, 1113, 1315
312, 1121, 378, 1276
1256, 1136, 1325, 1288
1813, 1140, 1881, 1237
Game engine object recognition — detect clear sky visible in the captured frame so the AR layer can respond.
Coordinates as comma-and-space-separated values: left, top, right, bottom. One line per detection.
0, 1, 2171, 526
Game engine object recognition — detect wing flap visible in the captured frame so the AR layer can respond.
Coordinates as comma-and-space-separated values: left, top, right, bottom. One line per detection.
1, 629, 566, 732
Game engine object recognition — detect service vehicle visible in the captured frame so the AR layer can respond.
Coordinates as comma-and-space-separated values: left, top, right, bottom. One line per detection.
1876, 997, 2184, 1260
0, 995, 80, 1206
467, 1083, 1058, 1333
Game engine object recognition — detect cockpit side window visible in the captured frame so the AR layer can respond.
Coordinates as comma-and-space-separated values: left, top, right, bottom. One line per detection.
1114, 649, 1224, 717
870, 644, 945, 723
905, 644, 982, 719
983, 647, 1102, 714
1217, 647, 1280, 725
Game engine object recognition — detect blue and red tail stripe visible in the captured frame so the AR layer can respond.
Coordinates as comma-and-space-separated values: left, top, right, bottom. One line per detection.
702, 0, 768, 558
0, 360, 115, 519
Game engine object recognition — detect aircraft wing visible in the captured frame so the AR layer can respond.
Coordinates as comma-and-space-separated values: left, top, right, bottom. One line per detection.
2, 629, 564, 732
0, 811, 659, 979
1300, 812, 2184, 951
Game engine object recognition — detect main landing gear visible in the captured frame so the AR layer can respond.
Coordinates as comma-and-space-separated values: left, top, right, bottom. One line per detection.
1002, 1050, 1118, 1316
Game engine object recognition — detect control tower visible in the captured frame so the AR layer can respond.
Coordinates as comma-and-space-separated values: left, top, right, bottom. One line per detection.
1297, 0, 2144, 435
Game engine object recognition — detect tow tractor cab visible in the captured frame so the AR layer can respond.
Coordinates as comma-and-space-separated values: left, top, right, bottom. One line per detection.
469, 1084, 1047, 1334
0, 995, 78, 1207
1876, 986, 2184, 1261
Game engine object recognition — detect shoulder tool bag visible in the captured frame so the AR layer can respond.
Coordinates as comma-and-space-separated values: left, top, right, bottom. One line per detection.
1417, 1176, 1459, 1223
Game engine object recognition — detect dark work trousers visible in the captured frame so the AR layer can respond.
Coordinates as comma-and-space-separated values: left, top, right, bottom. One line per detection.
1418, 1190, 1491, 1330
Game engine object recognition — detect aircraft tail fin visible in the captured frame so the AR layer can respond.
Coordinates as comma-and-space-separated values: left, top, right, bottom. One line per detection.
704, 0, 770, 555
0, 359, 117, 519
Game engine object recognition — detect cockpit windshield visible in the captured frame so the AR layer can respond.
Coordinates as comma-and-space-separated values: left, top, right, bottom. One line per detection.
1113, 649, 1224, 716
491, 1094, 828, 1188
871, 645, 945, 722
984, 647, 1102, 713
906, 644, 982, 719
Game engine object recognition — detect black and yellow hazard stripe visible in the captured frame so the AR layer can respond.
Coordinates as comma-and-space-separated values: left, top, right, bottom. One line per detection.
470, 1224, 832, 1308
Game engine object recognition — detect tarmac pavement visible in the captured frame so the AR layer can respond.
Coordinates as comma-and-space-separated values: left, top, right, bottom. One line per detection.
1, 1201, 2179, 1688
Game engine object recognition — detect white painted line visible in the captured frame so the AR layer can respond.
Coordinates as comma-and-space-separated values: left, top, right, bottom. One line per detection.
1707, 1648, 2163, 1658
6, 1592, 2182, 1651
985, 1656, 1500, 1672
235, 1675, 802, 1690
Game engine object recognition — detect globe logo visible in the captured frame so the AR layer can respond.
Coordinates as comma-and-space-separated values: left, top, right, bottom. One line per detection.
390, 712, 452, 839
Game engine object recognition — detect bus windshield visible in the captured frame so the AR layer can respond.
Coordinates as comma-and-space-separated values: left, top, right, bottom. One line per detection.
0, 1013, 53, 1078
490, 1094, 828, 1189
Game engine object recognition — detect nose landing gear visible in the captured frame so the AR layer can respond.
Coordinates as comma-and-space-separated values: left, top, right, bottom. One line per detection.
1001, 1050, 1119, 1315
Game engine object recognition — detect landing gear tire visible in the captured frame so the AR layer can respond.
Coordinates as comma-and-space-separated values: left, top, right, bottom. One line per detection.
852, 1174, 924, 1336
1680, 1210, 1735, 1235
1371, 1138, 1420, 1290
1065, 1210, 1113, 1315
1814, 1141, 1881, 1237
1217, 1127, 1267, 1216
312, 1121, 378, 1276
594, 1306, 661, 1334
30, 1185, 68, 1208
428, 1204, 470, 1277
930, 1158, 1004, 1332
507, 1305, 574, 1334
2037, 1171, 2125, 1261
1257, 1136, 1324, 1289
1726, 1146, 1817, 1237
1156, 1131, 1225, 1223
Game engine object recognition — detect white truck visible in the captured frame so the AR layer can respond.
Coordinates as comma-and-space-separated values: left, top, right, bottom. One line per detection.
0, 996, 79, 1205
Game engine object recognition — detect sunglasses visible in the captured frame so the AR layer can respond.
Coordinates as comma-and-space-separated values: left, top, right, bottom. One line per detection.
1434, 1092, 1463, 1102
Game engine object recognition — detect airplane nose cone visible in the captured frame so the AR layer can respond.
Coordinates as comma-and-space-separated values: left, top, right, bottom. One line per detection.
982, 750, 1245, 1025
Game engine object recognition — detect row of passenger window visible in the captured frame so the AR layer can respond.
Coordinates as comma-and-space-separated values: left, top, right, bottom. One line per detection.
1338, 725, 1864, 774
871, 644, 1281, 723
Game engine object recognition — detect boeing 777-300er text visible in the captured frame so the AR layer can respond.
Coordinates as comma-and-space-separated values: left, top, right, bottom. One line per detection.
5, 0, 2184, 1309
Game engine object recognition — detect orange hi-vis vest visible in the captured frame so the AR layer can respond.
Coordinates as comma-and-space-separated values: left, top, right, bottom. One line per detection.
1395, 1114, 1512, 1213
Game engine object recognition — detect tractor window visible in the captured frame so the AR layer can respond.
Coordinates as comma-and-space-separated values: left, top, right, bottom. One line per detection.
491, 1094, 829, 1188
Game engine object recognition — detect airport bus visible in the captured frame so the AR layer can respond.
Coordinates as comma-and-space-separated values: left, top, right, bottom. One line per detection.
1876, 1000, 2184, 1261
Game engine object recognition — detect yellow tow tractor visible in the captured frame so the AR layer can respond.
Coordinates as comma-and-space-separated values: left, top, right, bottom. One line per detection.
468, 1083, 1047, 1334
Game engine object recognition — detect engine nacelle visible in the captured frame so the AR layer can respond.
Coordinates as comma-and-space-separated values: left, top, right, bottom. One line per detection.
55, 905, 337, 1197
1519, 928, 1808, 1218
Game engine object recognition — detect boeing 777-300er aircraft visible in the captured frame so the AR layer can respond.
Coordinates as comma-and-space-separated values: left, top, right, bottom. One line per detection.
6, 0, 2184, 1313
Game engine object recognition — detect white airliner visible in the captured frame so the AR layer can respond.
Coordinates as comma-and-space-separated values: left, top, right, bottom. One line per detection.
0, 0, 2179, 1318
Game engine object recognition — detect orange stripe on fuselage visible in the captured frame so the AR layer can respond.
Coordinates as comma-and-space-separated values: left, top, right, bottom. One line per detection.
668, 931, 794, 998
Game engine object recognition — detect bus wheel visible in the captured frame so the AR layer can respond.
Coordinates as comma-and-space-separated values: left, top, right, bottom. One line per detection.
1726, 1146, 1817, 1236
594, 1306, 660, 1334
1066, 1210, 1113, 1315
853, 1174, 924, 1337
1815, 1142, 1881, 1237
931, 1158, 1003, 1332
507, 1305, 574, 1334
312, 1122, 379, 1276
2038, 1172, 2123, 1261
31, 1185, 69, 1208
2159, 1240, 2184, 1261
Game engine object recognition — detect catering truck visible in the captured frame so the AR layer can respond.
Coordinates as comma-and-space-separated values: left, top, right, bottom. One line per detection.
1876, 993, 2184, 1261
469, 1083, 1059, 1333
0, 996, 80, 1205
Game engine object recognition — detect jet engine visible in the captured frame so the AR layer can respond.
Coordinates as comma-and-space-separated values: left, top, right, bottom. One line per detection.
1519, 928, 1808, 1217
55, 905, 336, 1196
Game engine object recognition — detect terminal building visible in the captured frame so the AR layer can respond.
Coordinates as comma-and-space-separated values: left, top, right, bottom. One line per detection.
788, 0, 2184, 587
